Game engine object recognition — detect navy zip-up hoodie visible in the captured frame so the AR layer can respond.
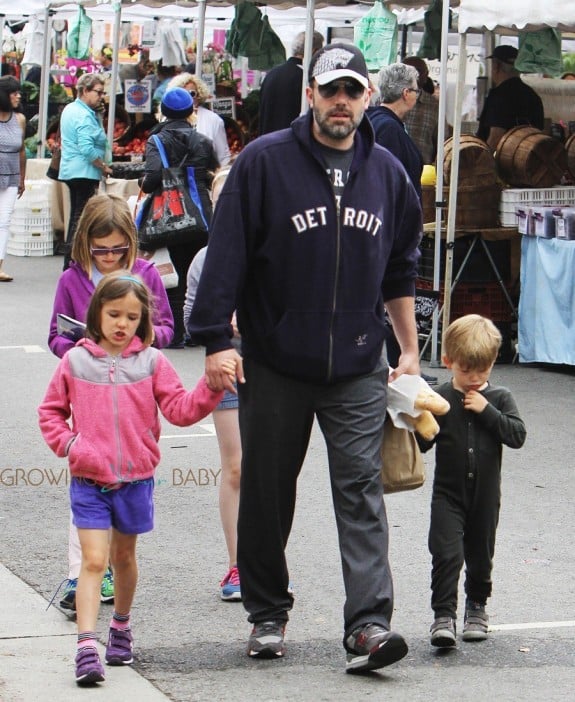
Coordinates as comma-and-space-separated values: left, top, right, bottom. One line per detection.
188, 110, 422, 384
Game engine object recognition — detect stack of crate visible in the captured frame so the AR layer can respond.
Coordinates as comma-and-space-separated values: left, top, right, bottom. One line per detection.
7, 180, 53, 256
417, 234, 515, 362
499, 186, 575, 229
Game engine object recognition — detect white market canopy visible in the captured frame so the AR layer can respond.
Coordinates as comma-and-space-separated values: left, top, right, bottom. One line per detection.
458, 0, 575, 34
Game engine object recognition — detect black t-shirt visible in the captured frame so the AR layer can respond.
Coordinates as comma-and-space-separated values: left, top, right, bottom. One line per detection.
319, 143, 354, 207
477, 76, 544, 141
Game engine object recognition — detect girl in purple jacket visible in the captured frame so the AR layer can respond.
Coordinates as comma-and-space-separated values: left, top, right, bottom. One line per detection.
48, 193, 174, 616
39, 272, 230, 686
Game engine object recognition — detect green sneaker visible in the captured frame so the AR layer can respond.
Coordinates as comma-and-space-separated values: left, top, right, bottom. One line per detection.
59, 578, 77, 611
100, 567, 115, 603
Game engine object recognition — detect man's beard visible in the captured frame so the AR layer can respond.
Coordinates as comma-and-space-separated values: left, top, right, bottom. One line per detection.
313, 106, 362, 141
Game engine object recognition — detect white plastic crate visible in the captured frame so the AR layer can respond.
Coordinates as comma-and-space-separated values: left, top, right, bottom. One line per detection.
500, 186, 575, 212
499, 187, 575, 228
13, 200, 51, 217
7, 231, 53, 256
20, 179, 53, 204
500, 210, 518, 227
10, 214, 52, 238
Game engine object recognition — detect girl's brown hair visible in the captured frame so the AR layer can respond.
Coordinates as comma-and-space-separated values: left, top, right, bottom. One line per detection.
85, 271, 154, 346
71, 193, 137, 276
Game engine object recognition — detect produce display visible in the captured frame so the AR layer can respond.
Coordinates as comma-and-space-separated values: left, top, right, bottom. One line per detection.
111, 117, 155, 160
226, 124, 243, 155
112, 136, 147, 158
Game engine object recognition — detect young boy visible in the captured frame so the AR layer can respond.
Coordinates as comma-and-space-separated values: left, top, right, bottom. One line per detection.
417, 314, 526, 647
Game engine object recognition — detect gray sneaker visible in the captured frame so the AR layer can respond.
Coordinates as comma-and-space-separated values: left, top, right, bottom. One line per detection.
247, 620, 286, 658
430, 616, 456, 647
462, 602, 489, 641
345, 623, 408, 673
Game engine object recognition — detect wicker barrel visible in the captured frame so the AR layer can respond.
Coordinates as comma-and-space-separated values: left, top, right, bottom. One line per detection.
443, 136, 498, 187
566, 133, 575, 178
446, 184, 501, 229
421, 185, 437, 224
495, 126, 567, 187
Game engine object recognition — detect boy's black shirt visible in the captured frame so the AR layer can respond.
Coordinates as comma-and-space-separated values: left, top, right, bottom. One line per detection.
418, 381, 526, 499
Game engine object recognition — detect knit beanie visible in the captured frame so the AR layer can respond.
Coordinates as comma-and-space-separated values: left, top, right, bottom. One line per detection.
161, 88, 194, 119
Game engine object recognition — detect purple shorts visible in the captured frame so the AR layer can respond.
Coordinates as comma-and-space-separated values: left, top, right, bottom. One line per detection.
70, 477, 154, 534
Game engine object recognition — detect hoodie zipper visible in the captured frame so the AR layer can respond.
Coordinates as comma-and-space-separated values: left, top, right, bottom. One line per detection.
109, 357, 123, 479
327, 193, 342, 382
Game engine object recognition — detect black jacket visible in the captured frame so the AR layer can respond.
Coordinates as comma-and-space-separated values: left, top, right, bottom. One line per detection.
188, 110, 422, 383
258, 57, 304, 135
142, 119, 219, 222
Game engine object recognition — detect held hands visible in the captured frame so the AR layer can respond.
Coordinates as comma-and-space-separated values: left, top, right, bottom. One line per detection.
463, 390, 488, 413
205, 349, 245, 393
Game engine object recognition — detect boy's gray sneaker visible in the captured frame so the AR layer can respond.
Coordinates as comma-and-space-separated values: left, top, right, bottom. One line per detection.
462, 602, 489, 641
430, 617, 457, 647
345, 623, 408, 673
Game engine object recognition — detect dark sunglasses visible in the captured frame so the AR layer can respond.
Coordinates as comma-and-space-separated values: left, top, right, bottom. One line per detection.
91, 89, 106, 96
90, 245, 130, 256
317, 80, 365, 100
189, 90, 197, 98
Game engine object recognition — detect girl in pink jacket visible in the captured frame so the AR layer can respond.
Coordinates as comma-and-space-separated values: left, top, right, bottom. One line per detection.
39, 271, 232, 687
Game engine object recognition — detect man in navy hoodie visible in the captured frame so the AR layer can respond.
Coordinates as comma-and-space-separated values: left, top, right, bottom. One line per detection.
189, 43, 422, 674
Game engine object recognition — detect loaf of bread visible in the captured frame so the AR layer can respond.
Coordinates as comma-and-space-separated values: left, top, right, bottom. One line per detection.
400, 410, 440, 440
414, 388, 450, 415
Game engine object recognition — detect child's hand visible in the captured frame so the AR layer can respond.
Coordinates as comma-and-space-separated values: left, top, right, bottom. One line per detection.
205, 350, 244, 393
221, 359, 237, 383
464, 390, 488, 413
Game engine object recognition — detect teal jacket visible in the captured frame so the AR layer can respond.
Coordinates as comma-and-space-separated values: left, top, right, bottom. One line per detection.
59, 98, 107, 181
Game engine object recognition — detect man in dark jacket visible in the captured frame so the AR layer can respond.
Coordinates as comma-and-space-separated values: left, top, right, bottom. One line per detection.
367, 62, 424, 199
258, 30, 324, 134
189, 44, 421, 673
477, 45, 544, 151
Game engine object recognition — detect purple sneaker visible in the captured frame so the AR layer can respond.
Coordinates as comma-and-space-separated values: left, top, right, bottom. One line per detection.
75, 646, 105, 685
105, 627, 134, 665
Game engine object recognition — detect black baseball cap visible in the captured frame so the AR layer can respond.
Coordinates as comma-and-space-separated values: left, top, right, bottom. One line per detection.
486, 45, 518, 65
308, 43, 369, 89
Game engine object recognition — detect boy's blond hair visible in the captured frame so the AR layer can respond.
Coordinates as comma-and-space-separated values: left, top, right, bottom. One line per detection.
442, 314, 502, 369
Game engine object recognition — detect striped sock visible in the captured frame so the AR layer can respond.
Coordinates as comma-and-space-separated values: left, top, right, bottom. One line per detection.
77, 631, 98, 648
110, 611, 131, 631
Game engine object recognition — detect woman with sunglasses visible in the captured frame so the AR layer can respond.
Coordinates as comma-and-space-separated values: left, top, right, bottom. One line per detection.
47, 192, 174, 613
58, 73, 113, 269
0, 75, 26, 282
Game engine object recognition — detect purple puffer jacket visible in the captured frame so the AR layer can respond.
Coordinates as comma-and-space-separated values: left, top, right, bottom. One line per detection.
48, 259, 174, 358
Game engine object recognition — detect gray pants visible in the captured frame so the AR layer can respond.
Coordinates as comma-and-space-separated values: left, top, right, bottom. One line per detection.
237, 358, 394, 642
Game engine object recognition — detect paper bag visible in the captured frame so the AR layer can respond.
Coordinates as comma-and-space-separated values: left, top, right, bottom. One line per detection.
381, 413, 425, 494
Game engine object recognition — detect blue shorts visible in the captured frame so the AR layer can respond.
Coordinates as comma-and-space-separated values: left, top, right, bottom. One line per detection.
216, 387, 239, 411
70, 477, 154, 535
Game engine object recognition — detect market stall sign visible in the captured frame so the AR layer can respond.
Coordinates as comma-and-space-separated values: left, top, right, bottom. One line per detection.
124, 79, 152, 114
211, 97, 236, 119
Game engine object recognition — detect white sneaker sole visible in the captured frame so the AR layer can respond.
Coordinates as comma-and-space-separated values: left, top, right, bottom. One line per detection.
346, 632, 408, 673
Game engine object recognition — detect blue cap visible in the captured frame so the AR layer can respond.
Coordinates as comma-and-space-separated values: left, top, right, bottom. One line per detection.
161, 88, 194, 119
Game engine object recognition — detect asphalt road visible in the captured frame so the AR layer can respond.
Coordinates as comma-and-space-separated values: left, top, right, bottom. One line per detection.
1, 253, 574, 701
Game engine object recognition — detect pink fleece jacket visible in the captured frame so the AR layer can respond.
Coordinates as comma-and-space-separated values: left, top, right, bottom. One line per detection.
38, 337, 223, 486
